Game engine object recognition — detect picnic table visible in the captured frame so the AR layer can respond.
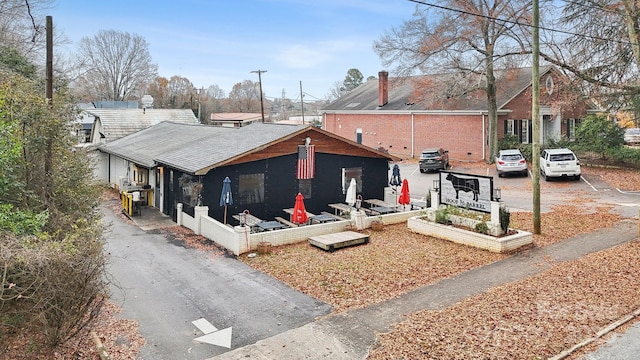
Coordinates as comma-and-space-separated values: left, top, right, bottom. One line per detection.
309, 213, 340, 224
232, 212, 263, 227
328, 203, 356, 217
283, 208, 315, 217
363, 199, 401, 214
363, 199, 398, 208
369, 206, 396, 215
410, 199, 427, 209
255, 220, 286, 232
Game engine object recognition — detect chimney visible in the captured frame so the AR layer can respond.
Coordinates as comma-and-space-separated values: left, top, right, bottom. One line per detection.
378, 71, 389, 107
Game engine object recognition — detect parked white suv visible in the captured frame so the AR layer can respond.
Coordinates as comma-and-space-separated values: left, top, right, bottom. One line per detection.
540, 148, 581, 181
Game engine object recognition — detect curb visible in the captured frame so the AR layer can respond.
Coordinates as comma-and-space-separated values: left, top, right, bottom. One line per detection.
550, 307, 640, 359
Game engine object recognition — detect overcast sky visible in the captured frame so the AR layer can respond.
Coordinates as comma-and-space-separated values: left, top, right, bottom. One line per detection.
49, 0, 418, 102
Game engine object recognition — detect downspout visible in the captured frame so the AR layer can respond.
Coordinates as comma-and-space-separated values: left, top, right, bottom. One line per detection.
108, 153, 111, 186
411, 113, 415, 158
482, 113, 486, 161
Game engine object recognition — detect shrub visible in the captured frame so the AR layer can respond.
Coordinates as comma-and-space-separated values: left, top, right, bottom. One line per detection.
499, 206, 511, 233
475, 221, 489, 234
435, 208, 450, 224
0, 204, 48, 236
574, 114, 625, 157
607, 146, 640, 167
498, 134, 520, 151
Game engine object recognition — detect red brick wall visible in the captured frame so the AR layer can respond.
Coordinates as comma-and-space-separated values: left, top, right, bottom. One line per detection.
324, 113, 487, 161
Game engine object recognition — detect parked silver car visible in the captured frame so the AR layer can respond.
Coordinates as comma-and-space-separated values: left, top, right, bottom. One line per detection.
624, 128, 640, 146
495, 149, 528, 177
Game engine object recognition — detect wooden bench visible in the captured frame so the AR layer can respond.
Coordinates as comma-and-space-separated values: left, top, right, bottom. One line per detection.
320, 211, 347, 221
275, 216, 298, 228
232, 213, 263, 227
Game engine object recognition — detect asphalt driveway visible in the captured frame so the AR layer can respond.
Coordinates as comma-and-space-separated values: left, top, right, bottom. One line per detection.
102, 202, 331, 359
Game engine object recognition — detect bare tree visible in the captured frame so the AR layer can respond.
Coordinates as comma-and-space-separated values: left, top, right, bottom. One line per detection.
200, 84, 227, 122
167, 75, 194, 108
145, 76, 170, 108
73, 30, 158, 101
326, 80, 347, 101
374, 1, 532, 162
227, 80, 262, 113
540, 0, 640, 114
0, 0, 53, 62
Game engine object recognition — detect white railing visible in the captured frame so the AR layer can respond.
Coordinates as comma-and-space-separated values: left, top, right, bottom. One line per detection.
178, 204, 424, 255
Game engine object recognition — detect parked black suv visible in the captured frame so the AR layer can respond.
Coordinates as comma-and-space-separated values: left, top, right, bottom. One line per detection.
419, 148, 449, 172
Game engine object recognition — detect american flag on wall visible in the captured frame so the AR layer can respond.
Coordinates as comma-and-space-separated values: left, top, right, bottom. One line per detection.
296, 145, 315, 179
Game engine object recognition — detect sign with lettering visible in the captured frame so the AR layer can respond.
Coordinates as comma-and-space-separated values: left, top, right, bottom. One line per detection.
439, 171, 493, 213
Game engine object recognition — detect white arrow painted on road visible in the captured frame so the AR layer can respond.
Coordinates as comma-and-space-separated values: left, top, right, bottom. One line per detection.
191, 318, 232, 349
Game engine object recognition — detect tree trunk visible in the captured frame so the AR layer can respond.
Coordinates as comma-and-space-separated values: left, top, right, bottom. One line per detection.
486, 59, 498, 164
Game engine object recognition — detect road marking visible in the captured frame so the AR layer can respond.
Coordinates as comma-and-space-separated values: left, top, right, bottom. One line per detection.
191, 318, 232, 349
581, 176, 598, 192
192, 318, 218, 334
617, 188, 640, 195
615, 203, 640, 207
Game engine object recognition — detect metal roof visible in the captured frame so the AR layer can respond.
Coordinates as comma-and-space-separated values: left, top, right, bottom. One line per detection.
98, 122, 218, 168
86, 108, 199, 142
156, 122, 309, 175
99, 121, 397, 175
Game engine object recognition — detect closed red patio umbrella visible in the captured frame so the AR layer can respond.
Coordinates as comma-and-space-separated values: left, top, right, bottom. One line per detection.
292, 192, 308, 225
398, 179, 410, 210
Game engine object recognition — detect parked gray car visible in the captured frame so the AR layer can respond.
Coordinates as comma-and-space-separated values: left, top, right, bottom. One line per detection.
419, 148, 449, 172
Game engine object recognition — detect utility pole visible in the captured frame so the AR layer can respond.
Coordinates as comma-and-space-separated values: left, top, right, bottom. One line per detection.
281, 88, 286, 121
251, 70, 267, 122
45, 15, 53, 207
300, 81, 305, 125
532, 0, 541, 234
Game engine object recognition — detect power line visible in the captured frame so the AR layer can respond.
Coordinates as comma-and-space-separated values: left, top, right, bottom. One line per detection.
407, 0, 632, 46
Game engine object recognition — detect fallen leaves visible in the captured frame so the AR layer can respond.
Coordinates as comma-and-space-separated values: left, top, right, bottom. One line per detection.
243, 225, 508, 312
6, 164, 638, 359
368, 240, 640, 359
160, 225, 226, 257
0, 301, 144, 360
241, 204, 624, 313
583, 166, 640, 191
511, 205, 623, 247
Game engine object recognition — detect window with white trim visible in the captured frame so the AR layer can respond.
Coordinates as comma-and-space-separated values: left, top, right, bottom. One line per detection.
568, 118, 577, 140
506, 119, 515, 135
521, 119, 529, 144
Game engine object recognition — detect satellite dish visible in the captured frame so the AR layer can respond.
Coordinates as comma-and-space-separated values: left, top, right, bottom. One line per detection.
141, 95, 154, 108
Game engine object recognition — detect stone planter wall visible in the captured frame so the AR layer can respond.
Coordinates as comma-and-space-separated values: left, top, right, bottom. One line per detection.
407, 216, 533, 253
447, 214, 502, 236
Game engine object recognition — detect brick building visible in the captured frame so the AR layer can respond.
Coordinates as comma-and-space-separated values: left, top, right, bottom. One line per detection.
321, 66, 595, 161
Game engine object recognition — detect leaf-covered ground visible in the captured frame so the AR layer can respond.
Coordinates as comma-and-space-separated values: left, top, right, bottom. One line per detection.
241, 204, 624, 313
7, 164, 639, 359
368, 240, 640, 359
238, 163, 639, 359
243, 225, 508, 312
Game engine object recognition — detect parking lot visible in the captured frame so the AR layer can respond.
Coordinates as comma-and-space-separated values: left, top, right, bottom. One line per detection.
390, 160, 640, 218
